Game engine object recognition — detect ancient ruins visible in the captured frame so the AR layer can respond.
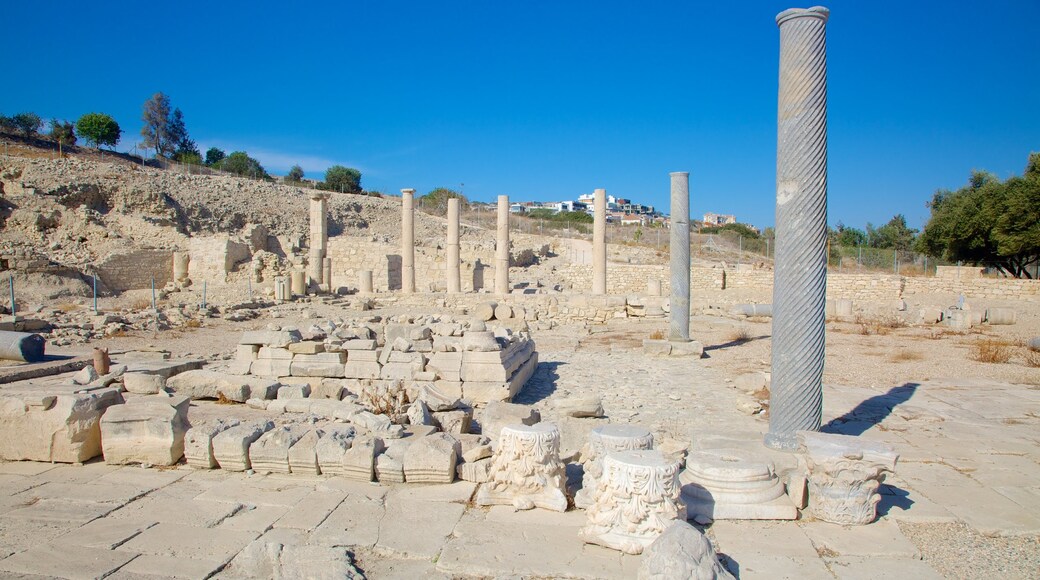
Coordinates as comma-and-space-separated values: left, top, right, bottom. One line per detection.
0, 5, 1036, 580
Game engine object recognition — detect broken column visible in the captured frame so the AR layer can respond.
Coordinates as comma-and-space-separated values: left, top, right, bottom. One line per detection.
447, 197, 461, 293
274, 277, 289, 302
401, 188, 416, 294
359, 270, 373, 295
290, 271, 307, 296
172, 251, 190, 286
766, 6, 830, 451
308, 192, 329, 287
669, 172, 691, 342
798, 431, 898, 525
592, 188, 607, 295
580, 450, 685, 554
476, 423, 567, 512
495, 195, 510, 295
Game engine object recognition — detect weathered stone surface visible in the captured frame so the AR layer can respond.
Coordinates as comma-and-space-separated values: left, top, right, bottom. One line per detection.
277, 384, 311, 399
290, 360, 347, 378
287, 428, 322, 475
352, 410, 393, 432
463, 330, 501, 352
798, 431, 899, 525
166, 370, 279, 402
418, 383, 460, 411
377, 453, 406, 483
315, 425, 356, 476
404, 432, 458, 483
344, 339, 378, 350
344, 360, 381, 379
225, 540, 364, 579
250, 425, 308, 474
457, 457, 492, 483
72, 364, 99, 385
212, 420, 275, 471
638, 520, 734, 580
473, 302, 497, 321
478, 401, 541, 446
240, 329, 302, 347
557, 395, 604, 418
0, 389, 124, 462
342, 436, 384, 482
576, 425, 654, 509
100, 394, 190, 466
185, 418, 241, 468
477, 423, 567, 512
258, 346, 295, 360
407, 399, 433, 426
0, 543, 138, 580
123, 371, 167, 394
312, 379, 347, 400
288, 341, 326, 354
432, 408, 472, 434
680, 448, 796, 522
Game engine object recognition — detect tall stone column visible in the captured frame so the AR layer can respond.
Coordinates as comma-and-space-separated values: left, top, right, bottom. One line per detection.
494, 195, 510, 295
401, 188, 416, 294
669, 172, 691, 342
308, 192, 329, 286
766, 6, 830, 451
592, 188, 607, 295
447, 197, 461, 293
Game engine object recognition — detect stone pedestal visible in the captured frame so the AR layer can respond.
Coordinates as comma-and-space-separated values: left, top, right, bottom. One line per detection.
274, 277, 289, 302
680, 448, 796, 522
290, 271, 307, 296
580, 450, 685, 555
798, 431, 898, 525
495, 195, 510, 295
575, 425, 654, 509
766, 6, 830, 451
592, 188, 607, 295
476, 423, 567, 512
669, 172, 691, 341
401, 188, 416, 294
447, 197, 461, 293
359, 270, 373, 295
172, 251, 190, 286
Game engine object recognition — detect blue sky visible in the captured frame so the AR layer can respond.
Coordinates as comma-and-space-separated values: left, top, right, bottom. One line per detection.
2, 1, 1037, 231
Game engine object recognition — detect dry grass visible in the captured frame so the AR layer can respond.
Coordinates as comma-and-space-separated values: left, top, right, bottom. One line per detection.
1023, 348, 1040, 368
359, 380, 408, 416
855, 315, 909, 336
971, 338, 1015, 364
216, 393, 234, 405
183, 319, 202, 328
648, 329, 665, 340
725, 326, 753, 344
889, 350, 924, 363
55, 302, 84, 312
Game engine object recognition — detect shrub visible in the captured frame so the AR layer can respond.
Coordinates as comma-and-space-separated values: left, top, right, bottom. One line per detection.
971, 338, 1014, 364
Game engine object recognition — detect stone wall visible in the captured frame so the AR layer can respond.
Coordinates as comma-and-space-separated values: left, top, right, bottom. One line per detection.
188, 237, 251, 283
95, 249, 172, 292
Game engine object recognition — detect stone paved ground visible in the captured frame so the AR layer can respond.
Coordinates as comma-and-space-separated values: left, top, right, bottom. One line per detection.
0, 322, 1037, 578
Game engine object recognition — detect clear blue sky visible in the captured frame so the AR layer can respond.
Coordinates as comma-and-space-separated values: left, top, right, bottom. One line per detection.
2, 1, 1037, 231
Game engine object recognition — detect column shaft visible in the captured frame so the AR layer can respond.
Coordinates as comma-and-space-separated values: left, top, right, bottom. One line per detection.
766, 6, 830, 450
592, 188, 607, 295
401, 188, 415, 293
669, 172, 691, 342
447, 197, 461, 293
495, 195, 510, 295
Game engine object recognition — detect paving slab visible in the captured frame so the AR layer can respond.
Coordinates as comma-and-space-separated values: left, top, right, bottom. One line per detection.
107, 496, 242, 528
0, 474, 41, 496
215, 504, 292, 533
389, 481, 476, 504
710, 520, 820, 558
18, 481, 149, 504
59, 517, 157, 549
825, 556, 944, 579
0, 542, 139, 580
310, 495, 385, 548
484, 504, 588, 527
877, 483, 957, 523
718, 553, 835, 579
4, 498, 122, 524
194, 476, 314, 507
118, 522, 259, 563
354, 553, 452, 579
0, 461, 58, 477
92, 466, 189, 490
917, 483, 1040, 536
109, 554, 226, 580
272, 489, 345, 530
315, 478, 389, 499
376, 497, 465, 558
800, 519, 921, 558
24, 461, 113, 485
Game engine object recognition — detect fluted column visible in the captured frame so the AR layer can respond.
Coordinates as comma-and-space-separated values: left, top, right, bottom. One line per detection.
766, 6, 830, 451
669, 172, 691, 342
447, 197, 461, 293
401, 188, 415, 294
495, 195, 510, 295
592, 188, 607, 295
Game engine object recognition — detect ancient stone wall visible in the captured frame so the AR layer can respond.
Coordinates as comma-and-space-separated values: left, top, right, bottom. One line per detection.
325, 236, 499, 293
95, 249, 172, 292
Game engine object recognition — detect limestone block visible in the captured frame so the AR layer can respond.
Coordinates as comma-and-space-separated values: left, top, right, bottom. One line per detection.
477, 401, 540, 447
315, 426, 356, 476
341, 436, 384, 482
473, 302, 497, 321
734, 372, 769, 393
407, 400, 433, 426
986, 307, 1016, 325
432, 409, 472, 434
918, 307, 943, 324
249, 425, 308, 474
312, 380, 346, 400
352, 410, 393, 432
123, 372, 166, 395
294, 352, 347, 364
476, 423, 567, 511
250, 359, 293, 378
283, 399, 314, 414
277, 385, 311, 399
308, 399, 343, 419
166, 370, 280, 402
343, 339, 378, 350
403, 433, 458, 484
239, 330, 302, 347
494, 304, 513, 320
348, 349, 380, 362
380, 362, 421, 380
798, 431, 898, 525
432, 336, 463, 353
225, 541, 363, 579
257, 347, 294, 360
581, 450, 685, 554
557, 396, 604, 418
212, 420, 275, 471
73, 365, 100, 385
434, 380, 464, 402
642, 339, 672, 356
376, 453, 406, 483
418, 383, 461, 411
462, 330, 501, 352
0, 389, 123, 463
575, 425, 654, 509
287, 428, 323, 475
100, 394, 191, 466
637, 520, 734, 580
680, 448, 796, 522
669, 340, 704, 358
288, 341, 326, 354
344, 361, 382, 380
426, 352, 462, 381
457, 457, 491, 483
184, 419, 241, 469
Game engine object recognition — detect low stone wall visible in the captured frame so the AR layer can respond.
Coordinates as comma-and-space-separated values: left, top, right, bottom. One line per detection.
95, 249, 173, 292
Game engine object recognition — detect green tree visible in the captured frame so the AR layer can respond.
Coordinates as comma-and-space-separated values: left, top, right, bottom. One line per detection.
48, 119, 76, 156
321, 165, 362, 193
0, 115, 14, 133
11, 112, 42, 139
830, 222, 867, 247
218, 151, 268, 178
918, 156, 1040, 278
205, 147, 226, 166
287, 165, 305, 183
418, 187, 467, 215
140, 92, 172, 157
866, 214, 918, 251
702, 222, 760, 239
75, 113, 122, 149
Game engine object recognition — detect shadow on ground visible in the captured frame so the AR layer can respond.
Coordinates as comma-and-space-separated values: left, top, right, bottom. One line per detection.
513, 361, 563, 405
822, 382, 920, 436
703, 335, 770, 353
